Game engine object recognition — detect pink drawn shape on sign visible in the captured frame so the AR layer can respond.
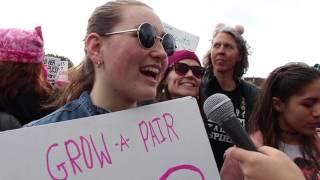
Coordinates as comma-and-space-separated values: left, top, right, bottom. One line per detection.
159, 164, 205, 180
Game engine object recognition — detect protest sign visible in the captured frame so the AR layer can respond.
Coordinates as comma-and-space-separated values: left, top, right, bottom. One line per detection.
55, 60, 69, 87
0, 97, 219, 179
44, 55, 61, 83
44, 55, 68, 85
164, 23, 200, 52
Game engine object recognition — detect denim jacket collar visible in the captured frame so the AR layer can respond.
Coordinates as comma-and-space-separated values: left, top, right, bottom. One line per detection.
79, 91, 111, 115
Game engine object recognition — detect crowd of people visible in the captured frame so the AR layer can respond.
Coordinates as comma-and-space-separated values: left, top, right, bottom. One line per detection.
1, 0, 319, 179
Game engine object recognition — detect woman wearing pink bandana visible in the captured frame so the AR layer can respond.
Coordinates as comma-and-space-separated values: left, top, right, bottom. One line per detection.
0, 26, 51, 128
157, 50, 204, 101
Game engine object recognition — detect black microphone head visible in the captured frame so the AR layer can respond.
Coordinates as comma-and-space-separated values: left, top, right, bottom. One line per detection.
203, 93, 235, 126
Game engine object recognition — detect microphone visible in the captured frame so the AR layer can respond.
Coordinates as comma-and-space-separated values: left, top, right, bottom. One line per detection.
203, 93, 257, 151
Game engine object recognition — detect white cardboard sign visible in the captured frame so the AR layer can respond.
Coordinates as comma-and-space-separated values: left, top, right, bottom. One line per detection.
44, 56, 61, 82
44, 56, 68, 84
56, 60, 68, 81
0, 97, 219, 180
164, 23, 200, 52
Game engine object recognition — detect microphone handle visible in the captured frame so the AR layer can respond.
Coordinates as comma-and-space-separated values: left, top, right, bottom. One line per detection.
221, 116, 257, 151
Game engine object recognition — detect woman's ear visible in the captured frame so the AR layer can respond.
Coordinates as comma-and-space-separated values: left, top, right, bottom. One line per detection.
272, 97, 283, 112
85, 33, 104, 66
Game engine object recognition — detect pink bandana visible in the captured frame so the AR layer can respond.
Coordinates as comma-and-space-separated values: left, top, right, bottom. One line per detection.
0, 26, 44, 64
168, 50, 200, 67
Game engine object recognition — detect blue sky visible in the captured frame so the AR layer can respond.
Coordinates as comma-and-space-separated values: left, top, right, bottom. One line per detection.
1, 0, 319, 77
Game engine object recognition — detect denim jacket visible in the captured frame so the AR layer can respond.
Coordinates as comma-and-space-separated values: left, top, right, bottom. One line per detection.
25, 91, 111, 127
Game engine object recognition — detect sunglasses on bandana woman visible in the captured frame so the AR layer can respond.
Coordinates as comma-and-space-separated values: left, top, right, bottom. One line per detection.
173, 62, 205, 79
104, 22, 176, 56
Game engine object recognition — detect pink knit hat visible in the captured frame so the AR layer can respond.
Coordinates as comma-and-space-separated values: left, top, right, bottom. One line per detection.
168, 50, 200, 67
0, 26, 44, 63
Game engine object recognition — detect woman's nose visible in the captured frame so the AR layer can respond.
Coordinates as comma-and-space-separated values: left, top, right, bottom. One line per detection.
150, 38, 167, 62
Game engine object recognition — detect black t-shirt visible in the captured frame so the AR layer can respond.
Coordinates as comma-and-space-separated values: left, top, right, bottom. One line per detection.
204, 77, 247, 170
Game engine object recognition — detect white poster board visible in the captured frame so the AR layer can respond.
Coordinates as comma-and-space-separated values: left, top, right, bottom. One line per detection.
164, 23, 200, 52
56, 60, 68, 81
44, 56, 68, 84
44, 56, 61, 83
0, 97, 219, 180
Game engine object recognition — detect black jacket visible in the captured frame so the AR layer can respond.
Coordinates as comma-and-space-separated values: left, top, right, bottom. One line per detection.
0, 92, 49, 125
0, 112, 21, 132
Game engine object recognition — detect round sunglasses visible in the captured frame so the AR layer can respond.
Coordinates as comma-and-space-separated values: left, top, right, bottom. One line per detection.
173, 62, 205, 79
104, 22, 176, 56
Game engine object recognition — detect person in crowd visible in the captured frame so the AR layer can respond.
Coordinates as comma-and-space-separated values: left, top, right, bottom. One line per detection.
0, 27, 52, 127
221, 63, 320, 179
202, 23, 258, 170
314, 64, 320, 71
25, 0, 176, 126
156, 49, 204, 101
224, 146, 306, 180
313, 63, 320, 130
156, 49, 206, 122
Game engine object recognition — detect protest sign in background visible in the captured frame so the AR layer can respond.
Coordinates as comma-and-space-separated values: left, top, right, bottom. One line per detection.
164, 23, 200, 52
44, 55, 68, 85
